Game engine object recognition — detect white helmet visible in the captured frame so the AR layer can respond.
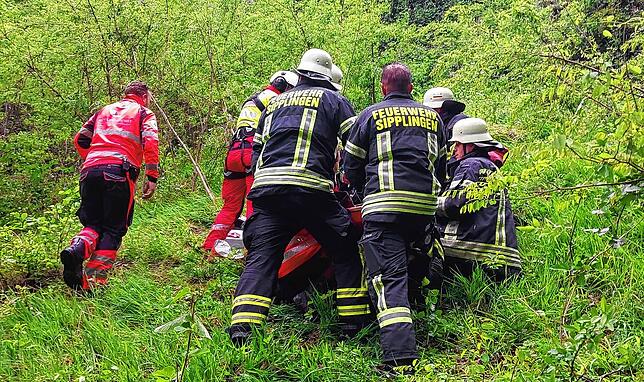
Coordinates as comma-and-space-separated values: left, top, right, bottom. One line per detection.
450, 118, 494, 143
270, 70, 298, 88
331, 65, 343, 91
423, 87, 455, 108
296, 48, 333, 79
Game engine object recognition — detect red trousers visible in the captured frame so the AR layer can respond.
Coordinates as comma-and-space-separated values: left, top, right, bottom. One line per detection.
203, 175, 254, 250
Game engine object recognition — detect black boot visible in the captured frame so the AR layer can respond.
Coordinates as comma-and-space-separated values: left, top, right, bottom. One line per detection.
60, 238, 85, 290
227, 324, 252, 347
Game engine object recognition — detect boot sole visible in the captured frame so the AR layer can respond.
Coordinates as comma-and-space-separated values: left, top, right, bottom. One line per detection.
60, 249, 83, 290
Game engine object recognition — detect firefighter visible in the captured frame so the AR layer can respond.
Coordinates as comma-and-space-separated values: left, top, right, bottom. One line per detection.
228, 49, 370, 345
437, 117, 522, 281
202, 70, 298, 258
331, 64, 343, 91
344, 63, 447, 369
60, 80, 159, 291
423, 87, 468, 146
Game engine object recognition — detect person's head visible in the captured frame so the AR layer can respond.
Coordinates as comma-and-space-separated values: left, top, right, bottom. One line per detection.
269, 70, 299, 92
124, 80, 150, 107
450, 118, 493, 159
380, 62, 413, 96
331, 64, 343, 91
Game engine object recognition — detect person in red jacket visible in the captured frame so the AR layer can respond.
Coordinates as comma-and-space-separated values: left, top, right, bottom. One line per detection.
202, 71, 298, 259
60, 80, 159, 291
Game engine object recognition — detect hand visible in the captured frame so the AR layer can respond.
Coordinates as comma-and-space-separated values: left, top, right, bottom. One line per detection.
142, 180, 157, 200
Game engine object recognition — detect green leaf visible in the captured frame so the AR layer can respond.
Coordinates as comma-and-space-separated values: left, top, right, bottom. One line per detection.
172, 287, 191, 303
154, 314, 188, 334
602, 30, 613, 38
628, 64, 642, 75
152, 366, 175, 379
193, 315, 212, 340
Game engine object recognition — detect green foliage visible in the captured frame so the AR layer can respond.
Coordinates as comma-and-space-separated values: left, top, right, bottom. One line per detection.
0, 0, 643, 380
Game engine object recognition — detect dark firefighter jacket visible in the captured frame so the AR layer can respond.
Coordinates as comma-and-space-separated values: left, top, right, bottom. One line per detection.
436, 145, 521, 268
248, 78, 357, 198
343, 92, 448, 222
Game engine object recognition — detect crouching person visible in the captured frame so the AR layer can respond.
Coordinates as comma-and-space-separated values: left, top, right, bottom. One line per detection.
60, 81, 159, 291
343, 63, 447, 372
437, 118, 521, 282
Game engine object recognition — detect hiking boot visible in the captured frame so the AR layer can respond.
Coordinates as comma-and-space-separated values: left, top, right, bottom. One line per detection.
376, 359, 416, 378
60, 238, 85, 290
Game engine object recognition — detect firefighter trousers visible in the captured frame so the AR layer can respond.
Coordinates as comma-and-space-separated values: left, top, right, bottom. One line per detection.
230, 192, 370, 331
202, 175, 254, 250
71, 165, 136, 289
361, 215, 436, 363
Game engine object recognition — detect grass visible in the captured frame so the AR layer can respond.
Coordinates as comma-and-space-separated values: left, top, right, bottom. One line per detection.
1, 190, 642, 381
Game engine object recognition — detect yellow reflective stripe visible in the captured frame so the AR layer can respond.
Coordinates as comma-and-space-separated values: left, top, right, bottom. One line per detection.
496, 190, 507, 246
364, 190, 438, 203
372, 274, 386, 311
376, 307, 410, 320
232, 296, 271, 309
338, 304, 371, 316
234, 294, 271, 303
441, 238, 520, 259
253, 166, 333, 192
362, 202, 437, 216
253, 133, 263, 144
443, 244, 521, 268
427, 132, 441, 194
337, 288, 368, 298
345, 141, 367, 159
231, 318, 264, 325
376, 132, 394, 191
252, 175, 332, 192
380, 317, 413, 328
340, 116, 357, 136
257, 114, 273, 169
293, 109, 316, 167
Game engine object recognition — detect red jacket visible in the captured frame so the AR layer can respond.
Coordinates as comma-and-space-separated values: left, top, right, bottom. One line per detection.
74, 94, 160, 180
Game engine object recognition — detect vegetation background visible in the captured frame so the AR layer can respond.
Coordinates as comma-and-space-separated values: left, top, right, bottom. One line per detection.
0, 0, 642, 380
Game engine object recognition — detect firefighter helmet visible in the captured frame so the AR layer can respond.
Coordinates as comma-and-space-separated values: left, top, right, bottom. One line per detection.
270, 70, 299, 91
296, 49, 333, 79
331, 64, 343, 91
423, 87, 455, 108
450, 118, 494, 143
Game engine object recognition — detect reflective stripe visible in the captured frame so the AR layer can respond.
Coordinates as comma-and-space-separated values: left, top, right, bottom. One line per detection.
90, 255, 115, 265
362, 191, 438, 216
496, 190, 507, 247
257, 114, 273, 168
437, 196, 446, 213
372, 274, 387, 311
98, 128, 141, 144
234, 294, 271, 303
376, 132, 394, 191
377, 307, 412, 328
449, 178, 474, 190
232, 295, 272, 309
293, 109, 317, 167
253, 133, 263, 144
253, 166, 333, 192
380, 316, 413, 328
339, 116, 357, 136
79, 127, 93, 138
337, 304, 370, 316
427, 132, 441, 194
146, 164, 159, 171
84, 268, 107, 278
231, 312, 266, 325
142, 131, 158, 139
345, 141, 367, 159
337, 288, 368, 298
86, 150, 129, 162
442, 237, 521, 267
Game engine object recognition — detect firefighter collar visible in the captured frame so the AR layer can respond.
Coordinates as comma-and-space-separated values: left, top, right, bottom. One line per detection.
383, 91, 413, 101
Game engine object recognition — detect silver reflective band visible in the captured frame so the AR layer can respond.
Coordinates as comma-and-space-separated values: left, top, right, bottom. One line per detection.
345, 141, 367, 159
442, 237, 521, 268
98, 128, 141, 144
362, 191, 438, 216
340, 116, 357, 136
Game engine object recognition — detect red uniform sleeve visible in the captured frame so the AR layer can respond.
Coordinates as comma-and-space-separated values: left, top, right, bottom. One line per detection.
141, 110, 160, 181
74, 112, 98, 160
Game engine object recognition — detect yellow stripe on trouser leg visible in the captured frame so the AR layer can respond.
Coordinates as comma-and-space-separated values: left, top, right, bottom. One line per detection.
337, 288, 368, 298
372, 274, 387, 311
377, 307, 413, 328
231, 311, 267, 325
337, 304, 371, 316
